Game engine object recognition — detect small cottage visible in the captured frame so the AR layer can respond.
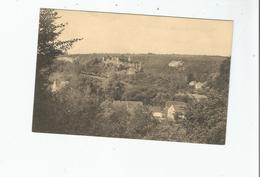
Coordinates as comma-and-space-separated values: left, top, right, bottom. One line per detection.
168, 60, 184, 68
56, 56, 75, 63
188, 81, 196, 86
195, 82, 204, 89
188, 81, 206, 90
164, 101, 187, 121
148, 106, 163, 118
51, 80, 69, 93
127, 68, 136, 75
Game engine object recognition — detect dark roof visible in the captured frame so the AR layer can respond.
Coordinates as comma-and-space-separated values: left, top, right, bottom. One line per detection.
148, 106, 162, 112
165, 101, 186, 107
175, 93, 207, 101
188, 94, 207, 101
112, 101, 143, 108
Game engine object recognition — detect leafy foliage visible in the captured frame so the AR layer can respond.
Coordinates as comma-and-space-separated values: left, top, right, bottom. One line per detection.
37, 9, 82, 58
33, 51, 231, 144
182, 91, 227, 144
213, 59, 231, 94
180, 59, 230, 144
93, 101, 157, 138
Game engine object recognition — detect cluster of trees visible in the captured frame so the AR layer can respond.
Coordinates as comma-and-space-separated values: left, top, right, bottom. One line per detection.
33, 9, 83, 132
112, 71, 186, 106
33, 8, 156, 137
180, 59, 230, 144
93, 101, 157, 138
33, 9, 230, 145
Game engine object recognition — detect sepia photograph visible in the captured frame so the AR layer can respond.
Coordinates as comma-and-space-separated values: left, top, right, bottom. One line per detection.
32, 8, 233, 145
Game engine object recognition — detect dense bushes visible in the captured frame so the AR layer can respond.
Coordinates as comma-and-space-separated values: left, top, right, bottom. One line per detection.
33, 11, 230, 144
33, 58, 230, 144
93, 101, 157, 138
179, 60, 230, 144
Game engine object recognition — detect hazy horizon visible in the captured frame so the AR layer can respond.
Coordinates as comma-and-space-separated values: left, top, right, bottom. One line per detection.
65, 52, 231, 57
56, 9, 233, 56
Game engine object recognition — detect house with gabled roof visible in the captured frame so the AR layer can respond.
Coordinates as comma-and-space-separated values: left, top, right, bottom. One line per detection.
164, 101, 187, 121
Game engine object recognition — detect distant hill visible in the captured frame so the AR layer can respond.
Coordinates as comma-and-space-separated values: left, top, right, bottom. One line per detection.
66, 53, 229, 82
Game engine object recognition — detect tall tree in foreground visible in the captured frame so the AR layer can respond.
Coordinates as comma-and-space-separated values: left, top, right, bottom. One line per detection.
33, 9, 83, 132
37, 8, 82, 59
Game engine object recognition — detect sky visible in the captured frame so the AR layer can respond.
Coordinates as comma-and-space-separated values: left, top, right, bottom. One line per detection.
56, 9, 233, 56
